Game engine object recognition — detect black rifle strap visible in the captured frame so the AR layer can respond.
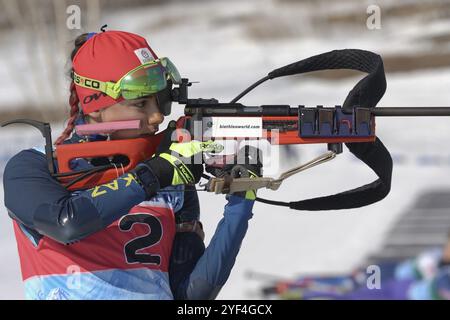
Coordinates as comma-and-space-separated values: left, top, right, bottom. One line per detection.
257, 49, 393, 210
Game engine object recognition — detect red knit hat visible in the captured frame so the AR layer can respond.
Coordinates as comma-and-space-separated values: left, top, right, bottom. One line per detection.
73, 30, 159, 114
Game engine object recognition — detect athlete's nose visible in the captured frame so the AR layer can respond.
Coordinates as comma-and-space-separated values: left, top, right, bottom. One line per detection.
147, 109, 164, 126
144, 96, 165, 127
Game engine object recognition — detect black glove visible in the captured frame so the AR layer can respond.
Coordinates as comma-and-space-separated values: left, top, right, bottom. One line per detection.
132, 123, 223, 199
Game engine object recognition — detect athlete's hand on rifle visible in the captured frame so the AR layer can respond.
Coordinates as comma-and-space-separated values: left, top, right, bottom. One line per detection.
131, 125, 223, 198
207, 145, 263, 200
150, 139, 223, 186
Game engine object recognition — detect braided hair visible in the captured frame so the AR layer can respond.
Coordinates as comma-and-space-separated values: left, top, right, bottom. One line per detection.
54, 33, 88, 145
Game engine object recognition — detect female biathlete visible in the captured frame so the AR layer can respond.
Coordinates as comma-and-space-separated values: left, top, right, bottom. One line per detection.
3, 30, 261, 300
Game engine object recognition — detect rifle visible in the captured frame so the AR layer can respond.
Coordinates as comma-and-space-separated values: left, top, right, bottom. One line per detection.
3, 49, 450, 211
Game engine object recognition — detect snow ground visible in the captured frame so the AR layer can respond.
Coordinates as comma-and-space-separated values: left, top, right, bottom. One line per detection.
1, 0, 450, 299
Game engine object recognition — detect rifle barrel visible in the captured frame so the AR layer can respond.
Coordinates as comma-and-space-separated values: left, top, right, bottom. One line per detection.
185, 104, 450, 117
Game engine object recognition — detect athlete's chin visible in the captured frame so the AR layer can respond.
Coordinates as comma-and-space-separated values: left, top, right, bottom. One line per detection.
139, 130, 157, 137
110, 128, 158, 140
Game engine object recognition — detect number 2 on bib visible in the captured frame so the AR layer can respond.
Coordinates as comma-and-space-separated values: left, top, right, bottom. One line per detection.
119, 213, 163, 265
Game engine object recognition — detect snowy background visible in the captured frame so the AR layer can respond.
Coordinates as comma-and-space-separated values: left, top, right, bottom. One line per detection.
1, 0, 450, 299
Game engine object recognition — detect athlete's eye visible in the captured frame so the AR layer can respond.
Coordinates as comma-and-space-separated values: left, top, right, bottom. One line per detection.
134, 101, 146, 108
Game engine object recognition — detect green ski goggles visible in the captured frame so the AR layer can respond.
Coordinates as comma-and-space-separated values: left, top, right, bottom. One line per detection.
73, 57, 181, 100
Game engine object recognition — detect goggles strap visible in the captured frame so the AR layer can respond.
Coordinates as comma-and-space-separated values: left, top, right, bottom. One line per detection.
73, 72, 120, 99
